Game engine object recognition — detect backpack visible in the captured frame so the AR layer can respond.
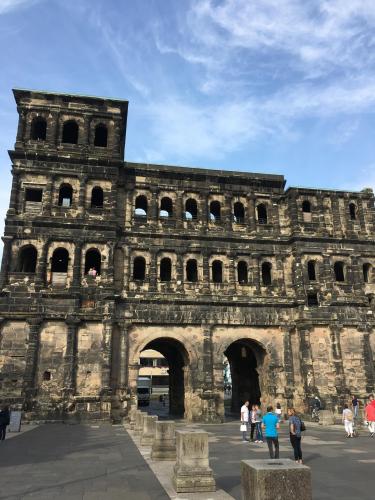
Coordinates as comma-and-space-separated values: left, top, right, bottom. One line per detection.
300, 419, 306, 432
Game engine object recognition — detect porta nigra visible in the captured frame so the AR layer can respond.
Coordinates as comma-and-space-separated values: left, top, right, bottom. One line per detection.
0, 89, 374, 422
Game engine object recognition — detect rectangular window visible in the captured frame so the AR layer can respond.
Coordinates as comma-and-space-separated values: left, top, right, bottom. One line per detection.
25, 188, 43, 202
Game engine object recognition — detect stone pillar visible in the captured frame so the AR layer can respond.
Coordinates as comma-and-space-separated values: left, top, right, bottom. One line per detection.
141, 415, 158, 446
106, 241, 115, 284
361, 329, 375, 394
292, 253, 305, 301
72, 242, 83, 288
35, 240, 49, 288
201, 252, 210, 293
7, 170, 20, 215
173, 431, 216, 493
63, 317, 80, 398
283, 327, 295, 406
175, 250, 184, 292
148, 249, 158, 292
78, 175, 87, 213
22, 317, 44, 408
128, 407, 138, 430
246, 194, 256, 233
44, 175, 54, 215
331, 196, 343, 237
101, 319, 113, 397
151, 420, 176, 460
0, 236, 13, 289
201, 325, 219, 423
329, 325, 346, 411
252, 254, 260, 294
134, 410, 145, 435
298, 326, 316, 410
241, 459, 312, 500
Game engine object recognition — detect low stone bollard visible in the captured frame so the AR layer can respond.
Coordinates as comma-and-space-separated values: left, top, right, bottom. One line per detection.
128, 407, 138, 430
241, 459, 312, 500
319, 409, 335, 426
134, 410, 145, 435
151, 420, 176, 460
141, 415, 158, 446
173, 430, 216, 493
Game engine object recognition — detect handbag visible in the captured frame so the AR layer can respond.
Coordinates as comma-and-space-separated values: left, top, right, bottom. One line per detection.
300, 420, 306, 432
240, 424, 247, 432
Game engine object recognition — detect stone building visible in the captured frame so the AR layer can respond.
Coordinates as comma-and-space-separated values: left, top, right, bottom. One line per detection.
0, 88, 374, 422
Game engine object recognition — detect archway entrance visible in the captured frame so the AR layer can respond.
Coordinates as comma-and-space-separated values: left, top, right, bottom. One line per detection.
224, 339, 265, 414
139, 338, 188, 418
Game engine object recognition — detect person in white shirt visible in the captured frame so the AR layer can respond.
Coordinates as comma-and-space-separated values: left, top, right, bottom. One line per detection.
342, 404, 354, 437
240, 401, 250, 442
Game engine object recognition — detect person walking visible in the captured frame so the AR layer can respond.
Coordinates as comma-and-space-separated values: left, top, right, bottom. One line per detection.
342, 404, 354, 438
288, 408, 303, 463
365, 395, 375, 437
262, 405, 280, 459
351, 395, 359, 419
0, 405, 10, 441
250, 405, 257, 442
275, 402, 282, 422
240, 401, 249, 442
254, 404, 263, 443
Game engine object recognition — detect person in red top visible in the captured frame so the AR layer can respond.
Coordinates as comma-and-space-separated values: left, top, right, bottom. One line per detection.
364, 394, 375, 437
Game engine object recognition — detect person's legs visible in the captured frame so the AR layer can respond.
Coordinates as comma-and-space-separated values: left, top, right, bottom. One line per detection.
348, 422, 353, 436
250, 423, 255, 441
274, 437, 279, 459
0, 425, 6, 441
290, 434, 298, 461
344, 421, 350, 436
368, 421, 375, 435
266, 437, 274, 458
242, 423, 248, 441
296, 436, 302, 461
256, 422, 263, 441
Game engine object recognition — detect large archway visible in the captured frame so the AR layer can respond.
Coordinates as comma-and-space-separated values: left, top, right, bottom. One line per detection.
224, 339, 266, 414
139, 337, 189, 418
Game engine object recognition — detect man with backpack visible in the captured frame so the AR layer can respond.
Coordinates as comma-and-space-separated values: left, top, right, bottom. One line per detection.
288, 407, 304, 463
0, 404, 10, 441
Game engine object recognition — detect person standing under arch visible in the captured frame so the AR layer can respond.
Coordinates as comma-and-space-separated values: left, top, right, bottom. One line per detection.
240, 401, 249, 442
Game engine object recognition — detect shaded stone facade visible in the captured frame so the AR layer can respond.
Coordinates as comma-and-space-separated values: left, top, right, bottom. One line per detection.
0, 89, 374, 422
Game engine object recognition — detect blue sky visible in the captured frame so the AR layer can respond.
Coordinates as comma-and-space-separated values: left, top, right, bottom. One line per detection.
1, 0, 375, 257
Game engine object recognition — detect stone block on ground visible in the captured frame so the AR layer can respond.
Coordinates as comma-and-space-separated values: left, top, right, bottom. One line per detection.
241, 459, 312, 500
134, 410, 145, 435
319, 409, 335, 426
128, 407, 138, 429
151, 420, 176, 460
141, 415, 158, 446
172, 430, 216, 493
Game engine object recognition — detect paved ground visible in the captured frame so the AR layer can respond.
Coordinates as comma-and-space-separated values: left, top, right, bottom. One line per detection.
1, 418, 374, 500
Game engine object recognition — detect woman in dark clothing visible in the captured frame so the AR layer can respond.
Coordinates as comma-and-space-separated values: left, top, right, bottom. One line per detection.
288, 408, 303, 463
0, 405, 11, 441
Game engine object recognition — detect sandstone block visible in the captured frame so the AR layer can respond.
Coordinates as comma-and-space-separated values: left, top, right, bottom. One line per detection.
319, 409, 335, 425
141, 415, 158, 446
241, 459, 312, 500
151, 420, 176, 460
172, 430, 216, 493
134, 410, 145, 435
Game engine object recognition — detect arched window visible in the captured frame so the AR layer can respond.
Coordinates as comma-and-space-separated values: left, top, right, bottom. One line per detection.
257, 204, 268, 224
261, 262, 272, 285
94, 124, 108, 147
30, 117, 47, 141
349, 202, 357, 221
185, 198, 197, 220
17, 245, 37, 273
307, 260, 316, 281
160, 257, 172, 282
209, 201, 221, 222
237, 261, 248, 284
212, 260, 223, 283
159, 197, 173, 218
51, 248, 69, 273
186, 259, 198, 282
62, 120, 79, 144
91, 187, 103, 208
84, 248, 101, 275
134, 195, 148, 218
363, 263, 371, 283
302, 200, 311, 213
334, 261, 345, 282
133, 256, 146, 281
233, 202, 245, 224
58, 184, 73, 207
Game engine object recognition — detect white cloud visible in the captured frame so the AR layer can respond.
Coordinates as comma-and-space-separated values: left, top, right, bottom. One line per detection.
0, 0, 37, 15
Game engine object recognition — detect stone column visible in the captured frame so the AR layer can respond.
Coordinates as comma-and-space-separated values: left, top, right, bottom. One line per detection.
283, 326, 295, 406
0, 236, 13, 289
106, 241, 115, 284
148, 249, 158, 292
44, 175, 55, 215
329, 325, 346, 411
151, 420, 176, 460
298, 326, 316, 410
150, 189, 159, 223
175, 251, 184, 292
246, 194, 256, 233
175, 190, 184, 228
78, 175, 87, 213
173, 431, 216, 493
8, 170, 20, 215
361, 328, 375, 394
101, 319, 113, 397
63, 317, 80, 398
35, 240, 49, 288
141, 415, 158, 446
201, 252, 210, 293
331, 196, 343, 237
134, 410, 145, 435
288, 194, 300, 233
252, 254, 260, 294
22, 317, 43, 408
72, 242, 83, 288
292, 253, 305, 302
201, 325, 219, 423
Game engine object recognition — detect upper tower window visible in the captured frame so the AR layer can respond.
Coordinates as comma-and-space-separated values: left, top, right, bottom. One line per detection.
237, 261, 248, 284
17, 245, 37, 273
349, 202, 357, 221
363, 263, 371, 283
160, 257, 172, 282
334, 261, 345, 282
185, 199, 198, 220
302, 200, 311, 213
30, 117, 47, 141
256, 204, 268, 224
261, 262, 272, 285
212, 260, 223, 283
233, 202, 245, 224
94, 124, 108, 147
307, 260, 316, 281
186, 259, 198, 282
62, 120, 79, 144
160, 197, 173, 218
58, 184, 73, 207
135, 195, 148, 218
91, 186, 104, 208
209, 201, 221, 222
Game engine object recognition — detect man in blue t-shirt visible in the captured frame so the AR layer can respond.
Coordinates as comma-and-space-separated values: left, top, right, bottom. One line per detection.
262, 405, 280, 459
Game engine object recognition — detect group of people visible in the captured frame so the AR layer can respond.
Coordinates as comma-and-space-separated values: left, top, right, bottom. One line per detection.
342, 394, 375, 438
241, 401, 304, 463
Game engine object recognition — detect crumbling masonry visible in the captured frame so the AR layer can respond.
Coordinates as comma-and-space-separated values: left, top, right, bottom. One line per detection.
0, 89, 374, 422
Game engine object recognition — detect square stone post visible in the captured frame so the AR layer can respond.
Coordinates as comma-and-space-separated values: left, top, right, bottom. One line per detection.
151, 420, 176, 460
141, 415, 158, 446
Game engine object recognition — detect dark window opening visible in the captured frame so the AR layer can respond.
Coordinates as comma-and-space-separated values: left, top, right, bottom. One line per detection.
160, 197, 173, 218
25, 188, 43, 202
363, 263, 371, 283
233, 202, 245, 223
160, 257, 172, 282
185, 198, 197, 220
16, 245, 37, 273
307, 260, 316, 281
62, 120, 79, 144
135, 195, 148, 218
133, 256, 146, 281
51, 248, 69, 273
58, 184, 73, 207
209, 201, 221, 221
186, 259, 198, 282
307, 293, 319, 306
91, 186, 104, 208
84, 248, 101, 275
349, 202, 357, 221
261, 262, 272, 285
94, 124, 108, 147
334, 261, 345, 282
257, 204, 268, 224
31, 117, 47, 141
237, 261, 248, 283
43, 370, 51, 381
212, 260, 223, 283
302, 200, 311, 213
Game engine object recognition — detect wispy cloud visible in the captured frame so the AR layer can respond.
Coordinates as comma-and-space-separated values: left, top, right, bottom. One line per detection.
0, 0, 38, 15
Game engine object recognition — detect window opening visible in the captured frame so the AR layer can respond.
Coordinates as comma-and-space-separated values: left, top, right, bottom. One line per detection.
307, 293, 319, 306
43, 370, 51, 381
209, 201, 221, 222
334, 261, 345, 282
17, 245, 37, 273
237, 261, 248, 284
261, 262, 272, 285
31, 117, 47, 141
85, 248, 101, 276
58, 184, 73, 207
160, 197, 173, 218
94, 124, 108, 147
62, 120, 79, 144
51, 248, 69, 273
160, 257, 172, 282
186, 259, 198, 282
135, 195, 148, 218
212, 260, 223, 283
349, 203, 357, 221
91, 186, 104, 208
233, 202, 245, 224
363, 263, 371, 283
133, 256, 146, 281
257, 204, 268, 224
25, 188, 43, 202
302, 200, 311, 213
307, 261, 316, 281
185, 198, 197, 220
